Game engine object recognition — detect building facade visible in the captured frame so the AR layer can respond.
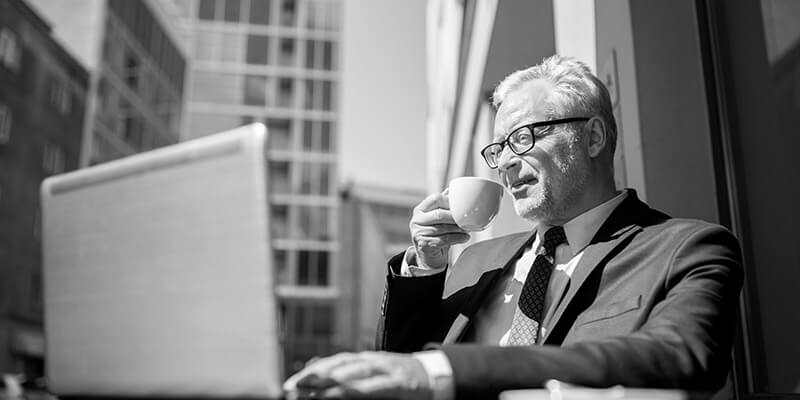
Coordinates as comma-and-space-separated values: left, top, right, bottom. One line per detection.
166, 0, 342, 375
427, 0, 800, 396
339, 182, 423, 351
28, 0, 187, 166
0, 0, 89, 376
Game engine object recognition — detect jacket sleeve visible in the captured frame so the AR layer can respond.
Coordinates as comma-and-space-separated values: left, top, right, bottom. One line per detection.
439, 224, 743, 399
375, 251, 449, 352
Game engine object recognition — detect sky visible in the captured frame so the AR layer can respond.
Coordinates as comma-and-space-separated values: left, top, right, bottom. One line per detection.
340, 0, 428, 192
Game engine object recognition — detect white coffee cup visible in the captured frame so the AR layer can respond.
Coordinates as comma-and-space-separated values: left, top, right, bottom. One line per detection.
448, 177, 504, 231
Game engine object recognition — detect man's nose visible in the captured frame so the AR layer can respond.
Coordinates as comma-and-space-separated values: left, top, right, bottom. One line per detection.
497, 149, 520, 173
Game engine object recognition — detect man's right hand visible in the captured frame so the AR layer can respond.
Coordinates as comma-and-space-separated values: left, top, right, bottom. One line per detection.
409, 190, 471, 270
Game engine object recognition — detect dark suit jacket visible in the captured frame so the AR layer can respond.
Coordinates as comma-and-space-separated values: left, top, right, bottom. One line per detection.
376, 190, 743, 399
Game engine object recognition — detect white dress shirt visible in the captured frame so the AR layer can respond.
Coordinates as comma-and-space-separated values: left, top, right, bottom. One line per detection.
402, 191, 628, 400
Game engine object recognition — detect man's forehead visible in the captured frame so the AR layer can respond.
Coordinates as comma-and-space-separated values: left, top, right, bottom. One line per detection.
493, 79, 555, 137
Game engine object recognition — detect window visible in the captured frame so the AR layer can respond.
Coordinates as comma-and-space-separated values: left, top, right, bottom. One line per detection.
304, 80, 334, 111
249, 0, 270, 25
271, 204, 289, 238
124, 53, 139, 89
266, 118, 292, 149
297, 162, 331, 195
280, 0, 296, 26
243, 75, 267, 105
296, 205, 329, 240
273, 249, 289, 284
297, 250, 329, 286
269, 160, 291, 193
305, 40, 336, 70
198, 0, 216, 20
279, 38, 295, 66
306, 1, 339, 31
246, 35, 269, 65
49, 80, 72, 115
43, 143, 65, 175
224, 0, 241, 21
0, 28, 21, 71
302, 120, 334, 153
122, 116, 144, 148
0, 104, 11, 144
278, 77, 294, 107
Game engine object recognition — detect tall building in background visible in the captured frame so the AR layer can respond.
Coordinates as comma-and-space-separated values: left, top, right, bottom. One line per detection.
165, 0, 342, 375
0, 0, 89, 376
27, 0, 187, 166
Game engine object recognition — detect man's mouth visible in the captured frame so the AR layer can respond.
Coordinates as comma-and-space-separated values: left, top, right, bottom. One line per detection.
510, 177, 537, 189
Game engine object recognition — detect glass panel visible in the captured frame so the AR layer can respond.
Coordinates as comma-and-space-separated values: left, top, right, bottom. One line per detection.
224, 0, 241, 21
278, 77, 294, 107
322, 81, 332, 110
296, 206, 329, 240
243, 75, 267, 105
198, 0, 216, 20
270, 204, 289, 238
268, 160, 291, 193
300, 163, 313, 194
715, 0, 800, 393
274, 249, 289, 284
323, 41, 334, 70
250, 0, 270, 25
319, 164, 329, 195
279, 38, 295, 66
304, 79, 315, 109
302, 121, 314, 151
305, 39, 316, 69
267, 118, 291, 149
191, 71, 243, 104
280, 0, 296, 26
320, 121, 331, 151
317, 251, 330, 286
246, 34, 269, 65
297, 251, 311, 285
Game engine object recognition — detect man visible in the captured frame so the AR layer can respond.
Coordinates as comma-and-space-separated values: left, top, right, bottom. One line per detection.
284, 55, 743, 400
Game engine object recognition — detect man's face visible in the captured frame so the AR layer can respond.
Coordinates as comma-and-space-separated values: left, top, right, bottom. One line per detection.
493, 79, 591, 224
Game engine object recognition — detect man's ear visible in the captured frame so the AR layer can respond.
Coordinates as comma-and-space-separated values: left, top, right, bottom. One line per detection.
585, 117, 607, 158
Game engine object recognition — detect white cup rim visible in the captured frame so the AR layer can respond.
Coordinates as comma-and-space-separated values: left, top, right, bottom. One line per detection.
450, 176, 502, 185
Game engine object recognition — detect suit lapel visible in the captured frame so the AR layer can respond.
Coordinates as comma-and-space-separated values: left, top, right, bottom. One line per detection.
442, 230, 537, 344
542, 191, 650, 343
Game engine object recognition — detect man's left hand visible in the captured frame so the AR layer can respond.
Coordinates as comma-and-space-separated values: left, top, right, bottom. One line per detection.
283, 351, 432, 399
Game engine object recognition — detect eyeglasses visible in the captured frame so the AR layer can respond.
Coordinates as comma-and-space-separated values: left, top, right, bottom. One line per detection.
480, 117, 591, 169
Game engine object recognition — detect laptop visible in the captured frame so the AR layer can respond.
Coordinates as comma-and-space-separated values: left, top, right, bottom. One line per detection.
40, 124, 283, 398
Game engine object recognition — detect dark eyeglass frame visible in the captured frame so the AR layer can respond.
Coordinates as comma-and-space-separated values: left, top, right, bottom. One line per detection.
480, 117, 591, 169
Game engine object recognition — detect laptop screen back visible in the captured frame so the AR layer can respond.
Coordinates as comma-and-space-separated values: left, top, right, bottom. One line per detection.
41, 124, 282, 398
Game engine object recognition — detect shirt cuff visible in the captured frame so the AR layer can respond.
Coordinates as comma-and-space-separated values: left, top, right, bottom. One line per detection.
412, 350, 455, 400
400, 246, 447, 277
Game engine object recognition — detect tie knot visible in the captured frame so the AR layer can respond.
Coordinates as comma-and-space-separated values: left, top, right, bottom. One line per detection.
542, 226, 566, 255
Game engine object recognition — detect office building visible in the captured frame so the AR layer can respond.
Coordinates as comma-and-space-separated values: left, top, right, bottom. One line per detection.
28, 0, 187, 166
427, 0, 800, 396
166, 0, 342, 375
0, 0, 89, 376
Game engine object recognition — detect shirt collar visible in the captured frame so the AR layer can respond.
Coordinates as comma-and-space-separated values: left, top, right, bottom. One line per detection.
535, 190, 628, 257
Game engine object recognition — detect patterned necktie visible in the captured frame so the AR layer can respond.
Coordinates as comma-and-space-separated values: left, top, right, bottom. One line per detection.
506, 226, 567, 346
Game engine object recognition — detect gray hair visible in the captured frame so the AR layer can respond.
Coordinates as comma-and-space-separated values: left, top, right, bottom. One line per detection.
492, 55, 617, 155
